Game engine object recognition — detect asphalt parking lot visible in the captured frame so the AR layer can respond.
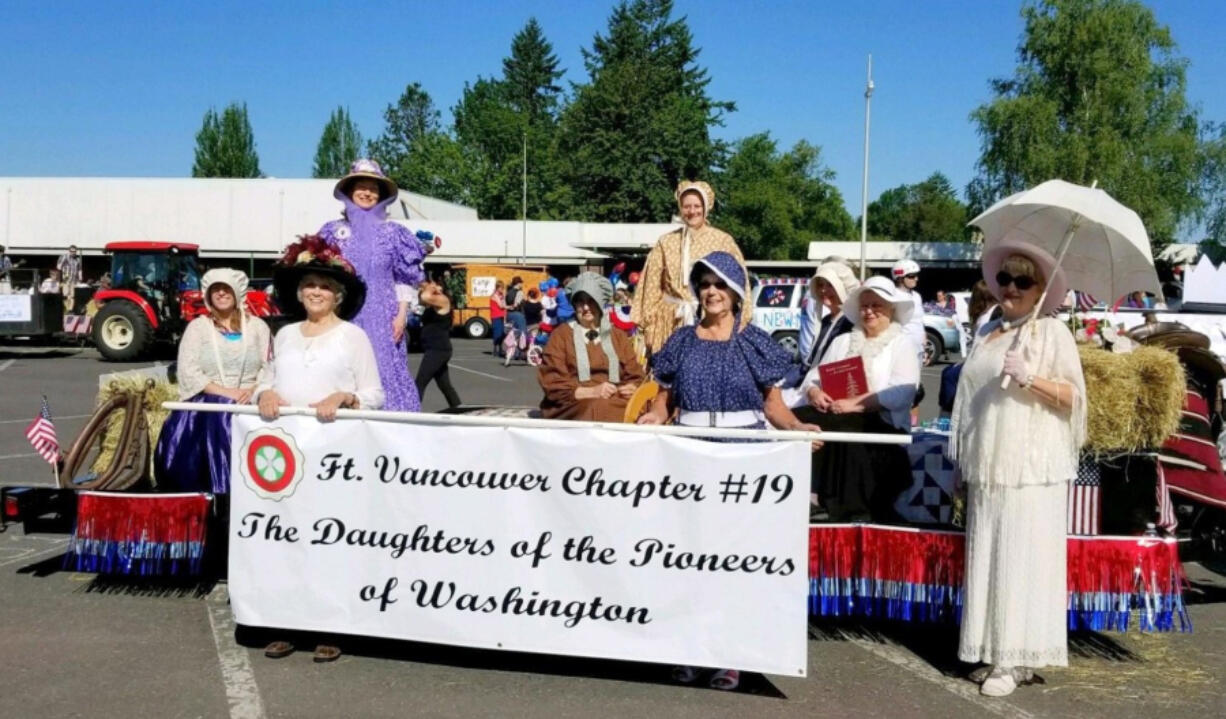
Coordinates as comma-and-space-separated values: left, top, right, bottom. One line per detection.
2, 340, 1224, 718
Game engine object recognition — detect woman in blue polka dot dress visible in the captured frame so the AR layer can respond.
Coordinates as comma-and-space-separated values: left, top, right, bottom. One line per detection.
637, 250, 820, 690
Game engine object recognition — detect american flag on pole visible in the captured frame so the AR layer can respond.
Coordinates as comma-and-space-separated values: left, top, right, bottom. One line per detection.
24, 396, 60, 465
1068, 458, 1101, 535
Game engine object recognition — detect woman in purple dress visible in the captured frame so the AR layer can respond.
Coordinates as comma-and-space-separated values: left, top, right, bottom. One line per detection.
316, 159, 428, 411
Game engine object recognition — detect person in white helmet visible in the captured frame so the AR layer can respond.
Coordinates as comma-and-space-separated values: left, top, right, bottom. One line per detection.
892, 259, 926, 362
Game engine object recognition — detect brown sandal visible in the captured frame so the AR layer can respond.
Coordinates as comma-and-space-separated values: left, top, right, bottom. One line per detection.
313, 644, 342, 663
264, 641, 294, 659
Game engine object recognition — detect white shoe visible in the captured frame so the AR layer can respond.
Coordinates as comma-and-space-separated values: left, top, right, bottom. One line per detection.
980, 667, 1017, 697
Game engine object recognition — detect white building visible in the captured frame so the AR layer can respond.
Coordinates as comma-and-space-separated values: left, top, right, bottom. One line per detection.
0, 177, 678, 266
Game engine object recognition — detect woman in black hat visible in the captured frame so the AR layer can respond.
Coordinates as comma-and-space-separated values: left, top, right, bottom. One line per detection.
255, 235, 383, 423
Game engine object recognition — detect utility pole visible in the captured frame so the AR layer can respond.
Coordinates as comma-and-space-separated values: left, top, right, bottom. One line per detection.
858, 54, 874, 281
521, 124, 528, 264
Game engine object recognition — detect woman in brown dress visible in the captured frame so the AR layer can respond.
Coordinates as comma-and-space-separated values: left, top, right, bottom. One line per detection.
538, 272, 644, 422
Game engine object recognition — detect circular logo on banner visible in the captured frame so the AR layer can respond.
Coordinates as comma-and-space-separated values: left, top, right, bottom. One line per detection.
239, 427, 305, 501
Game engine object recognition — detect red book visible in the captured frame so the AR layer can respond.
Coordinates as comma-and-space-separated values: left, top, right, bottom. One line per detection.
819, 356, 869, 401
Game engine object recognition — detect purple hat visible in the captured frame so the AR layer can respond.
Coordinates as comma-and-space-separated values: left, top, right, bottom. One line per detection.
689, 251, 747, 301
982, 239, 1069, 317
334, 158, 399, 202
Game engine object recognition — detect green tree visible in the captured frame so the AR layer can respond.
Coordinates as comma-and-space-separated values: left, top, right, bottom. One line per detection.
555, 0, 733, 222
714, 133, 854, 260
967, 0, 1201, 251
502, 17, 563, 122
368, 82, 439, 171
867, 172, 969, 242
368, 83, 479, 207
1198, 122, 1226, 248
312, 106, 363, 178
453, 78, 522, 218
452, 20, 565, 219
192, 103, 260, 178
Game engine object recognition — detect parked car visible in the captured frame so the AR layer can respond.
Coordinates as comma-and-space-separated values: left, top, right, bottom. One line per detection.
751, 278, 809, 358
921, 313, 962, 366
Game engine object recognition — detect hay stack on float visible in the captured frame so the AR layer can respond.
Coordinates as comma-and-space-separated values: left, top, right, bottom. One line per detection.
1078, 343, 1184, 455
59, 372, 209, 576
59, 375, 178, 490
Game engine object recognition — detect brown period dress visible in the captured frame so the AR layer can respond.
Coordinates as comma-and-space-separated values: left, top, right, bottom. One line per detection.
538, 323, 645, 422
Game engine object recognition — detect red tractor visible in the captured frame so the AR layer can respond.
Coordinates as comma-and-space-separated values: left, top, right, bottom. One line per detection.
91, 242, 276, 361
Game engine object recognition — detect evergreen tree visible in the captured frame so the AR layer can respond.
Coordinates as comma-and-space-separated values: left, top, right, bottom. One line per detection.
192, 102, 260, 178
967, 0, 1201, 251
312, 106, 364, 178
555, 0, 733, 222
502, 17, 563, 122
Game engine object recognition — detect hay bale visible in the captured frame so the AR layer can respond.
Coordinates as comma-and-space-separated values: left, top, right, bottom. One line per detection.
88, 378, 178, 478
1130, 345, 1185, 449
1078, 345, 1184, 454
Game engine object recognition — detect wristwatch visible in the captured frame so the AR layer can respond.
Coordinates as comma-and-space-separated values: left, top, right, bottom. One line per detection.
1021, 374, 1035, 389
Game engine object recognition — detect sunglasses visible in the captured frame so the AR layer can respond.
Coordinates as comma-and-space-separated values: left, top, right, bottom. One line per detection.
995, 271, 1037, 291
902, 273, 919, 280
697, 279, 729, 290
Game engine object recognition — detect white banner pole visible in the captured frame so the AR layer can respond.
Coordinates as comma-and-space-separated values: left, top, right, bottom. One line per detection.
162, 402, 912, 446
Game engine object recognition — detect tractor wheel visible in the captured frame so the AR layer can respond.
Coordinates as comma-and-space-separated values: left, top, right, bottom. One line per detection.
93, 301, 153, 361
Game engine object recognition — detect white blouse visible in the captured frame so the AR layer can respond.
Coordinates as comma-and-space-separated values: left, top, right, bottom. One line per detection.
949, 317, 1086, 488
175, 315, 272, 400
795, 323, 920, 430
254, 321, 385, 410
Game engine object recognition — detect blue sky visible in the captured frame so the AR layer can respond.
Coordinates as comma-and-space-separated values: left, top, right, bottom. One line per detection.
2, 0, 1223, 220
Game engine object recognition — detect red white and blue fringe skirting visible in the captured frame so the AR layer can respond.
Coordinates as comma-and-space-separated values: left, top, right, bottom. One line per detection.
808, 524, 1191, 632
65, 492, 212, 576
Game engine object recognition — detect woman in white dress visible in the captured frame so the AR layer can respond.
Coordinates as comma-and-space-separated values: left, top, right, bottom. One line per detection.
256, 238, 384, 422
253, 243, 382, 663
949, 240, 1086, 697
155, 268, 272, 493
793, 275, 919, 521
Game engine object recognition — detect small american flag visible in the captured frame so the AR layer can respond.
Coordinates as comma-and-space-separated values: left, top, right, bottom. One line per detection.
24, 396, 60, 465
1068, 459, 1101, 535
1075, 292, 1100, 312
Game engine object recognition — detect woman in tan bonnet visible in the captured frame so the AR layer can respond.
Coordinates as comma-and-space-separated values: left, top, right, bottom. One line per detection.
538, 272, 645, 422
631, 180, 750, 358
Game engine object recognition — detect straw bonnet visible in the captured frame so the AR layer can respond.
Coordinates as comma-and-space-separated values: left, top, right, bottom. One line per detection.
334, 158, 399, 203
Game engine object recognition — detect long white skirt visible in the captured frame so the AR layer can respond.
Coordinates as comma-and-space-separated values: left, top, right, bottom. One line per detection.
958, 482, 1068, 668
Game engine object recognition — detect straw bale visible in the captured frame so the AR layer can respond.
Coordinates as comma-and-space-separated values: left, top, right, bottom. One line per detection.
1078, 345, 1184, 454
88, 378, 178, 478
1130, 345, 1185, 449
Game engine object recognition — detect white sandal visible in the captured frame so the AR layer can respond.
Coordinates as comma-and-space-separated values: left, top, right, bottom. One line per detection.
980, 666, 1017, 697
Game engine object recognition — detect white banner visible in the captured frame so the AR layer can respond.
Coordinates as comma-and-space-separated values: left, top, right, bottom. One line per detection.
0, 294, 32, 322
228, 414, 810, 676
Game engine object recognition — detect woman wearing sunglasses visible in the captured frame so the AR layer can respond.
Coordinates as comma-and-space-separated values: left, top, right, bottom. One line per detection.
948, 240, 1086, 697
637, 250, 818, 691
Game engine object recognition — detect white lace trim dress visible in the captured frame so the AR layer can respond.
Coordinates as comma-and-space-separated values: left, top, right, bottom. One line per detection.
175, 315, 272, 399
949, 317, 1087, 668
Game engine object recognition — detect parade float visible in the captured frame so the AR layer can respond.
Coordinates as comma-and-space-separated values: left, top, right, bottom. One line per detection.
40, 178, 1217, 684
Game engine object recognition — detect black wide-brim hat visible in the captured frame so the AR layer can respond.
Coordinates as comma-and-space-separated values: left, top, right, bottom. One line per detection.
272, 263, 367, 321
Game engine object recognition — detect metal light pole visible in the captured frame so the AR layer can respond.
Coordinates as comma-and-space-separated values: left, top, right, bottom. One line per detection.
521, 126, 528, 264
858, 54, 874, 281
